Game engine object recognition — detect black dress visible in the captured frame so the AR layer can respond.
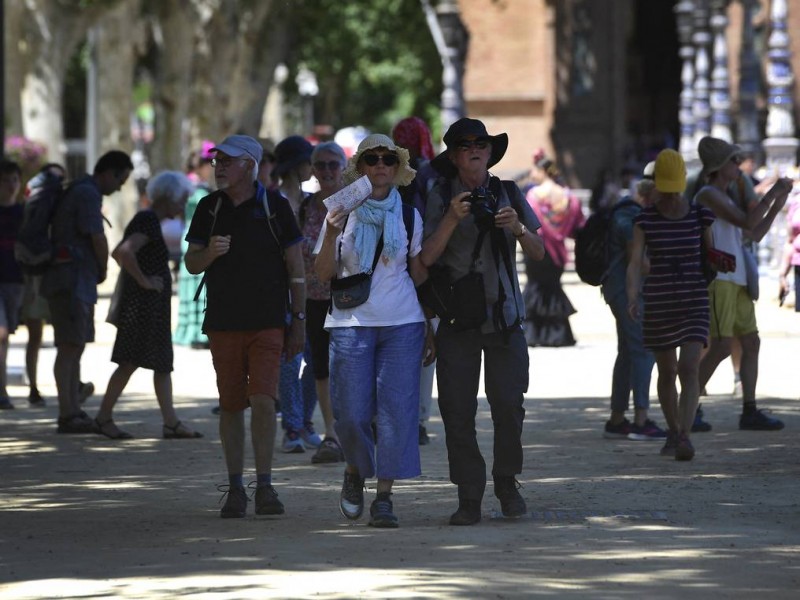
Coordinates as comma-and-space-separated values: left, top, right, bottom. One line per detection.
522, 252, 577, 347
111, 210, 174, 373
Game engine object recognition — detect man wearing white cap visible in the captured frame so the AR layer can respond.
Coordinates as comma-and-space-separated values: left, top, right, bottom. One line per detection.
185, 134, 306, 517
694, 136, 793, 430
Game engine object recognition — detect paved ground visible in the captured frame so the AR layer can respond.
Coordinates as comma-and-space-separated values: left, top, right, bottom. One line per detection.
0, 272, 798, 599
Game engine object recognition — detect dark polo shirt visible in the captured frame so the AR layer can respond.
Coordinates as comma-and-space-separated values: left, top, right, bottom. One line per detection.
185, 186, 302, 332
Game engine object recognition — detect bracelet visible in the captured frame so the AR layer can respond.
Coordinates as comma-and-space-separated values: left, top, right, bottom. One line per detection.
290, 278, 305, 283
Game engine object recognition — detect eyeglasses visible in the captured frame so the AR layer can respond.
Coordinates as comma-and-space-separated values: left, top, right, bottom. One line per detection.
313, 160, 342, 171
211, 156, 246, 168
457, 139, 490, 151
362, 153, 399, 167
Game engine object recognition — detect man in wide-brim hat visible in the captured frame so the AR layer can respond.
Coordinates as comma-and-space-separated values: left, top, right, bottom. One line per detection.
419, 117, 545, 526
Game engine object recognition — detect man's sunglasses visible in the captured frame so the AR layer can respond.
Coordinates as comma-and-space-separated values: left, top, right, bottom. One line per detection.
362, 153, 399, 167
313, 160, 342, 171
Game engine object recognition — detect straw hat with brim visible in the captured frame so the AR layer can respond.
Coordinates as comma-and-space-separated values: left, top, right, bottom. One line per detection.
342, 133, 416, 188
272, 135, 314, 178
698, 136, 742, 174
430, 117, 509, 178
654, 149, 686, 194
211, 134, 263, 165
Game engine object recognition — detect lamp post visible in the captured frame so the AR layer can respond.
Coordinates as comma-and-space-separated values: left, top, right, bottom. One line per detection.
709, 0, 732, 142
692, 0, 713, 151
762, 0, 798, 177
737, 0, 762, 157
422, 0, 469, 139
675, 1, 697, 162
296, 65, 318, 138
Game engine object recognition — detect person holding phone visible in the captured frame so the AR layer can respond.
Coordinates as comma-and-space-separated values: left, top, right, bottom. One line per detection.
694, 137, 793, 431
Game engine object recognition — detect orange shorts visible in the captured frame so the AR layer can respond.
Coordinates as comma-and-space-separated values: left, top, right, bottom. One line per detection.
207, 329, 284, 412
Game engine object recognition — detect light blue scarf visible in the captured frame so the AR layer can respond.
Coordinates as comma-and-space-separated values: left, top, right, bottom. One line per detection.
352, 188, 404, 273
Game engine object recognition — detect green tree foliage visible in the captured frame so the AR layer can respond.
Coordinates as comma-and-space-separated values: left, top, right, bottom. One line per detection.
288, 0, 443, 137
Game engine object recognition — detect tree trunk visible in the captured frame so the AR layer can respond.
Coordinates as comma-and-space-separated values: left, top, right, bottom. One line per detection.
149, 1, 198, 171
94, 0, 145, 248
19, 0, 125, 165
3, 0, 28, 137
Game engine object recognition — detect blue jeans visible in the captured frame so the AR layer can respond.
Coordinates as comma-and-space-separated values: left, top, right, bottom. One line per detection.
330, 323, 424, 480
607, 292, 655, 412
279, 340, 318, 432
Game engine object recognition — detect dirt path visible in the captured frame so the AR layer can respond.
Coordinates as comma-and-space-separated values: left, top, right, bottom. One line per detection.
1, 274, 798, 599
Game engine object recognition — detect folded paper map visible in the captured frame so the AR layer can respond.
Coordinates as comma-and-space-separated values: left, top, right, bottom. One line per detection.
323, 175, 372, 214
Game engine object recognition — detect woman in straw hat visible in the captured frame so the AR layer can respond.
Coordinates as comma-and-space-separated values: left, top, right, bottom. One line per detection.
314, 134, 433, 528
626, 149, 717, 461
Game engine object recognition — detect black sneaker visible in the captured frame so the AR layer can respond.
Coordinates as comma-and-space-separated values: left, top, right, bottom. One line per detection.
739, 408, 785, 431
340, 470, 365, 520
674, 432, 695, 461
56, 411, 95, 434
449, 500, 481, 526
418, 424, 430, 446
249, 482, 285, 515
494, 477, 527, 518
218, 485, 248, 518
368, 492, 399, 528
0, 397, 14, 410
28, 390, 46, 407
603, 418, 631, 439
692, 404, 712, 432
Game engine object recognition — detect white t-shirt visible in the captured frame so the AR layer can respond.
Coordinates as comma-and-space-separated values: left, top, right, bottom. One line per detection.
313, 208, 425, 328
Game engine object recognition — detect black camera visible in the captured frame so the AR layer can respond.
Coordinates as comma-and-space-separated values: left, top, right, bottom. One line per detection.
468, 186, 496, 231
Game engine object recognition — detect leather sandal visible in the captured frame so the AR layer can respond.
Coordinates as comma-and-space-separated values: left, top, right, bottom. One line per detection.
94, 417, 134, 440
163, 420, 203, 439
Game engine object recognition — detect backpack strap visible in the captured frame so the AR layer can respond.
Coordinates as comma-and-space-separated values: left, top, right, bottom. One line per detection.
401, 202, 415, 252
489, 178, 523, 338
192, 194, 224, 302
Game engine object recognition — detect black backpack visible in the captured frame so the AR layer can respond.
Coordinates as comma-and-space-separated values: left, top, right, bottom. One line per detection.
574, 198, 637, 286
14, 171, 68, 274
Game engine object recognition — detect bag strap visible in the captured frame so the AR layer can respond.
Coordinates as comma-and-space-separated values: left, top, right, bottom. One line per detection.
193, 195, 223, 302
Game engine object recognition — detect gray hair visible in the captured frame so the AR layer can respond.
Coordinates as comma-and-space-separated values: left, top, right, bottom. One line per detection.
311, 141, 347, 167
636, 177, 656, 198
146, 170, 194, 206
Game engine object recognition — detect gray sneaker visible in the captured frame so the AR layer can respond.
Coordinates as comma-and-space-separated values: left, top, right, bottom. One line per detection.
340, 470, 365, 520
368, 493, 398, 528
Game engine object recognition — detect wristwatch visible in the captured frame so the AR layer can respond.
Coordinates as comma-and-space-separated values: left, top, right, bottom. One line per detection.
292, 311, 306, 321
513, 224, 527, 239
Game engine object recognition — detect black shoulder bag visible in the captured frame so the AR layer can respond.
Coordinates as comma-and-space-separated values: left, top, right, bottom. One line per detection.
330, 222, 384, 310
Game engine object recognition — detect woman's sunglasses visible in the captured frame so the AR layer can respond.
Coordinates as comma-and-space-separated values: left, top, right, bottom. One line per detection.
362, 153, 399, 167
313, 160, 342, 171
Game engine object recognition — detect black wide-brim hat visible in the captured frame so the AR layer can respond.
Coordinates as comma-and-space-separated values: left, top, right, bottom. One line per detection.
431, 117, 509, 178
